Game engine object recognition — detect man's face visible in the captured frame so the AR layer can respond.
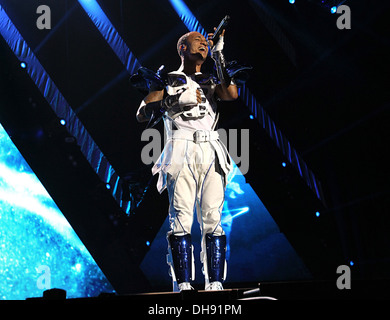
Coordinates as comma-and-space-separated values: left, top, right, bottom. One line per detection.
182, 32, 209, 62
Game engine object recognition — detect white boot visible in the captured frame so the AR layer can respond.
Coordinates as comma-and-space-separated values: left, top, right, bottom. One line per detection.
178, 282, 194, 291
205, 281, 224, 291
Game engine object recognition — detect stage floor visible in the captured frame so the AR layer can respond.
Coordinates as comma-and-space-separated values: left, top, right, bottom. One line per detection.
28, 279, 390, 301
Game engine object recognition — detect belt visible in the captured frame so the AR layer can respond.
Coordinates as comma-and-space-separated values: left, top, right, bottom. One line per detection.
170, 129, 219, 144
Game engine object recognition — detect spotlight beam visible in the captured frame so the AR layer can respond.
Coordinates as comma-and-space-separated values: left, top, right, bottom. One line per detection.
168, 0, 207, 38
77, 0, 141, 75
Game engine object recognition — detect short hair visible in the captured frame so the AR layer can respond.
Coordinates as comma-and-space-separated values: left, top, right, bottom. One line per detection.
177, 32, 191, 57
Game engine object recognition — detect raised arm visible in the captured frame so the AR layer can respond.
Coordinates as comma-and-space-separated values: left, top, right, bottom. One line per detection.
208, 29, 238, 101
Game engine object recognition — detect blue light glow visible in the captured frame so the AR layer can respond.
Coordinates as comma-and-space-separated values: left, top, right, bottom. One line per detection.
20, 61, 27, 68
289, 0, 295, 4
350, 261, 354, 266
60, 119, 66, 126
315, 211, 320, 217
0, 123, 115, 299
249, 114, 254, 120
282, 162, 287, 167
222, 206, 250, 222
331, 6, 337, 14
168, 0, 207, 37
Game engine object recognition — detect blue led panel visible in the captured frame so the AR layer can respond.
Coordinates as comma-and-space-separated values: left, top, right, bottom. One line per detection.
0, 124, 115, 300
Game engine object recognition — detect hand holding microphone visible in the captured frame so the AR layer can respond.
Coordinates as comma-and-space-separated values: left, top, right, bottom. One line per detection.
208, 15, 231, 85
207, 15, 230, 50
209, 28, 224, 54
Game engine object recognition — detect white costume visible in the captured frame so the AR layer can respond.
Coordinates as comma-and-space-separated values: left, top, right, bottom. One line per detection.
137, 70, 232, 291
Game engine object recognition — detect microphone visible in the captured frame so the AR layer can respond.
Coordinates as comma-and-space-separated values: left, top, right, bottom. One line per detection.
210, 15, 230, 47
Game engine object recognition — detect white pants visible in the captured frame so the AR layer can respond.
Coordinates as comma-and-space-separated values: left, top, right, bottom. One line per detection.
165, 139, 227, 287
166, 140, 225, 238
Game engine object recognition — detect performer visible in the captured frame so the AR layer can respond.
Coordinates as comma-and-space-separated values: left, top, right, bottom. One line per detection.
136, 28, 238, 291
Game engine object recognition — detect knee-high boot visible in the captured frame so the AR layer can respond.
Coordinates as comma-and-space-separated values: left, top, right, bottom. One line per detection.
167, 234, 194, 291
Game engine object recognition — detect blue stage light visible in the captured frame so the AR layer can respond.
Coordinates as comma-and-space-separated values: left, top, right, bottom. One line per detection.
20, 61, 27, 68
105, 183, 111, 190
78, 0, 141, 74
289, 0, 295, 4
349, 260, 354, 266
249, 115, 254, 120
282, 162, 287, 167
146, 241, 151, 246
331, 6, 337, 14
315, 211, 320, 217
60, 119, 66, 126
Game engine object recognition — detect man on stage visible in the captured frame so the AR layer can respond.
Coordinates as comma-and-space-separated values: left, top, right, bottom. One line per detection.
136, 29, 238, 291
